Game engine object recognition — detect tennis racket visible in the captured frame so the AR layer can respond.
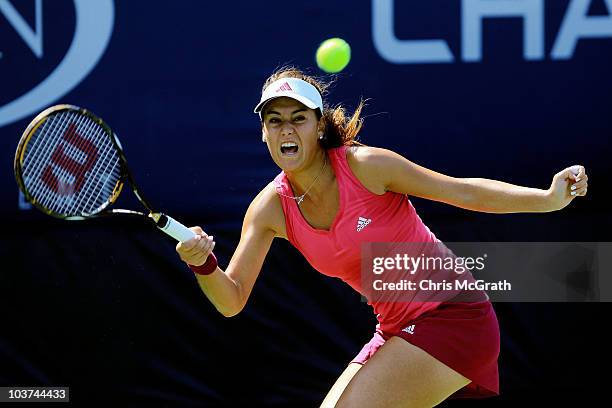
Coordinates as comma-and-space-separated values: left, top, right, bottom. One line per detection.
14, 104, 197, 242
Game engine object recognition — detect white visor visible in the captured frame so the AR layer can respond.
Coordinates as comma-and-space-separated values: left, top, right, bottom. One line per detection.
253, 78, 323, 117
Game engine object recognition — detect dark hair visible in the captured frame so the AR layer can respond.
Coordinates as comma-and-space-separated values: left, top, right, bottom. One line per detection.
260, 66, 365, 148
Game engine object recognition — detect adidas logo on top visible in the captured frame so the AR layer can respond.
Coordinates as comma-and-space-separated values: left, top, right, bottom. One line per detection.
356, 216, 371, 232
276, 82, 293, 92
402, 325, 415, 335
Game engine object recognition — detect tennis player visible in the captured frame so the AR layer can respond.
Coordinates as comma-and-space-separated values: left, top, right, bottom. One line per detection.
176, 67, 589, 407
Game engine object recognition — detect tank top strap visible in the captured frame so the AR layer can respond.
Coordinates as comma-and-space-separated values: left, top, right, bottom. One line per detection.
273, 171, 290, 196
328, 145, 372, 196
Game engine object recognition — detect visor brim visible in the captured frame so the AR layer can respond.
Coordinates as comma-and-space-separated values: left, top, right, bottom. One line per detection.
253, 92, 320, 114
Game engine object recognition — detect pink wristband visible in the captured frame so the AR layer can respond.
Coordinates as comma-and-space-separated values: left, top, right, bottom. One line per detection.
188, 252, 218, 276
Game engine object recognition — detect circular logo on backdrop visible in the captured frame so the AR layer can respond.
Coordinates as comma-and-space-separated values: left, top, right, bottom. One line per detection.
0, 0, 114, 127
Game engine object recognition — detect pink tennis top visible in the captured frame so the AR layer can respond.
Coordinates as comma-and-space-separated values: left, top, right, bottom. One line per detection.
274, 145, 475, 334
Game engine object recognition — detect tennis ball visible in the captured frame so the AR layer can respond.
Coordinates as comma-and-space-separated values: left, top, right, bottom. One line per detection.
316, 38, 351, 73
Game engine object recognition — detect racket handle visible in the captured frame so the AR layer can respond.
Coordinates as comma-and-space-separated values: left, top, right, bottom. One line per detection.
152, 213, 197, 242
570, 165, 581, 176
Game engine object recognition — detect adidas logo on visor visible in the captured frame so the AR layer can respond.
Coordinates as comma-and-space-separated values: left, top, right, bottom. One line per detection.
276, 82, 293, 92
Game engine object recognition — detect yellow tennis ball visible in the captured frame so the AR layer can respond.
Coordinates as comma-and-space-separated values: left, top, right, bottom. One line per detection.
316, 38, 351, 73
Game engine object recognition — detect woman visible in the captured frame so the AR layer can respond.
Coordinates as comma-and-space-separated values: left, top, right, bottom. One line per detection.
176, 67, 588, 407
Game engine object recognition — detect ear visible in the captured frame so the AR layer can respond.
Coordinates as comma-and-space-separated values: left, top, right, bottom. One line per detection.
317, 116, 326, 134
261, 123, 267, 143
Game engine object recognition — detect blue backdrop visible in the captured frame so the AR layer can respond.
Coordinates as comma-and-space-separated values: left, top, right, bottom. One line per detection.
1, 1, 611, 406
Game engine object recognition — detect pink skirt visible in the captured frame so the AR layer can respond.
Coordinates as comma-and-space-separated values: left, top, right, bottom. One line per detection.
351, 300, 500, 398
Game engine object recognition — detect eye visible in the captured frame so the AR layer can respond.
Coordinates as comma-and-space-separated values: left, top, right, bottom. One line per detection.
293, 115, 306, 122
268, 117, 281, 124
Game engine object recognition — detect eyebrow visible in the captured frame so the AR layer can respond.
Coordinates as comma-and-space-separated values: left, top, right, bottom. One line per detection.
266, 108, 307, 116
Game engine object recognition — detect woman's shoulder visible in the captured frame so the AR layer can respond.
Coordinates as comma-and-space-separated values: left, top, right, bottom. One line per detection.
346, 145, 398, 163
245, 181, 287, 239
345, 145, 396, 195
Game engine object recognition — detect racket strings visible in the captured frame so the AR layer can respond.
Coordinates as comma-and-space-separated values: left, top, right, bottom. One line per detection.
43, 120, 118, 215
26, 112, 82, 203
45, 114, 106, 214
56, 115, 120, 215
23, 111, 75, 183
20, 114, 52, 176
30, 113, 94, 211
85, 147, 121, 214
63, 120, 122, 215
21, 112, 122, 216
68, 128, 120, 215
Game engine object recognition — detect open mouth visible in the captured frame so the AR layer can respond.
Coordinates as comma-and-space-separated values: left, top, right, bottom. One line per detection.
280, 142, 299, 156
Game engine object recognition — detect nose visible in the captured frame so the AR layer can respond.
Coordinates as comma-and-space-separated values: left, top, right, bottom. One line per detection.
280, 122, 294, 137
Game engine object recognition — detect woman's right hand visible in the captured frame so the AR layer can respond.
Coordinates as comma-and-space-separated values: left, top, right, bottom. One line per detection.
176, 226, 216, 266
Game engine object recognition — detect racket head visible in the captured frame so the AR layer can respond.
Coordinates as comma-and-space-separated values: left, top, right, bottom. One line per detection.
14, 104, 127, 220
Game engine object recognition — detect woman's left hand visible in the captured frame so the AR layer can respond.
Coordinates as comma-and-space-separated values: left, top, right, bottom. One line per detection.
548, 165, 589, 210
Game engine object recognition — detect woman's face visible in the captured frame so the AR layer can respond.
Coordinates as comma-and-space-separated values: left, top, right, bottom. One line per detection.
261, 97, 324, 173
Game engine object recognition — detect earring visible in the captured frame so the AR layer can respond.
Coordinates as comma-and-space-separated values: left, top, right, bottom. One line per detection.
318, 132, 324, 140
262, 135, 267, 143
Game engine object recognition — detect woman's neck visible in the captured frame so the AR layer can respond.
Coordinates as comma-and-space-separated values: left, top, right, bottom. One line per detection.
285, 150, 331, 199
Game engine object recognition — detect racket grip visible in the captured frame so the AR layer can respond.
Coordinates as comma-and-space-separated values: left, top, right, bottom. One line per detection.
154, 213, 197, 242
570, 165, 581, 176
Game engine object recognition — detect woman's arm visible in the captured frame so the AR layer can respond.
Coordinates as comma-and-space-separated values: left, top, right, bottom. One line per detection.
350, 146, 588, 214
176, 183, 283, 317
452, 177, 554, 213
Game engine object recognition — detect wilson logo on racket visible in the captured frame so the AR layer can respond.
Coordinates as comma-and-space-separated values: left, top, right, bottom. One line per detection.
40, 123, 99, 196
14, 104, 197, 243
